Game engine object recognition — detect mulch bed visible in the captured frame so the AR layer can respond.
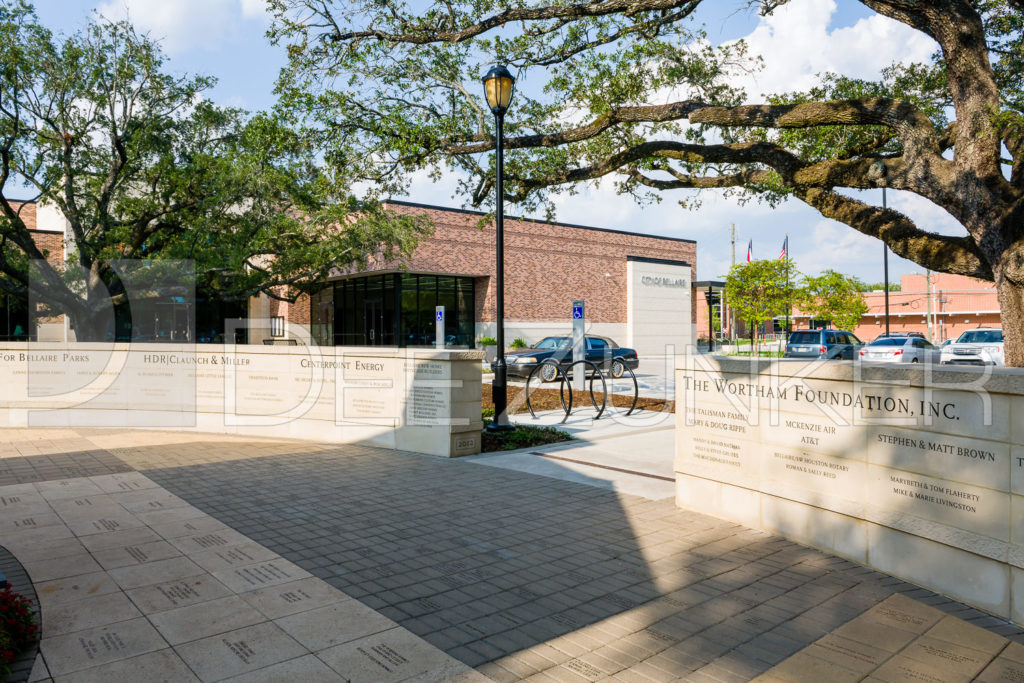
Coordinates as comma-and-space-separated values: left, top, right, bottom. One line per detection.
482, 384, 674, 415
480, 421, 575, 452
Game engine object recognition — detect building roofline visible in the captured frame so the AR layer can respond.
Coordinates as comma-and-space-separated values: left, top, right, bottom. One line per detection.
385, 199, 698, 244
627, 255, 692, 268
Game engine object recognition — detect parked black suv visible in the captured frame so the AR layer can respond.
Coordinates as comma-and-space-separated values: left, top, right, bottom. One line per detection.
784, 329, 863, 360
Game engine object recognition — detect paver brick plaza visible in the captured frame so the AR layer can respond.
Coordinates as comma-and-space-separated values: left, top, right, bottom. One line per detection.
3, 427, 1024, 681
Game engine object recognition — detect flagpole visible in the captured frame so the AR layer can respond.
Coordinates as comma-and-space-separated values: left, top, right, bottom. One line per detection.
784, 234, 790, 339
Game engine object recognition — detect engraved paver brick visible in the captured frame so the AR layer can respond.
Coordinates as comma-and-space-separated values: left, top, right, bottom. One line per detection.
173, 621, 307, 680
40, 617, 167, 676
149, 595, 266, 645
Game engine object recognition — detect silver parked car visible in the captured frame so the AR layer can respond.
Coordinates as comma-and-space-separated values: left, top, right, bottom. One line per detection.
939, 328, 1005, 366
859, 336, 941, 363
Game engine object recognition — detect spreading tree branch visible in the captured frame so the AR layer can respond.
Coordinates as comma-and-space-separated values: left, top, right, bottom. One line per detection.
795, 187, 993, 280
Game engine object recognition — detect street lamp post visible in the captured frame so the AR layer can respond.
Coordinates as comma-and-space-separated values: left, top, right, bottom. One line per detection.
482, 64, 515, 431
870, 161, 892, 337
883, 187, 891, 336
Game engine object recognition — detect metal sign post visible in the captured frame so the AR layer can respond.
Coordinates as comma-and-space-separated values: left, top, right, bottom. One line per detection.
435, 306, 445, 349
572, 300, 585, 391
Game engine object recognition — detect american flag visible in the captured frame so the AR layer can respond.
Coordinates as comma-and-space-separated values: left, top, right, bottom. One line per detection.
746, 239, 752, 263
779, 236, 788, 260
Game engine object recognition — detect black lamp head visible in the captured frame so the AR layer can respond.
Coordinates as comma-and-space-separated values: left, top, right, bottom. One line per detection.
482, 64, 515, 115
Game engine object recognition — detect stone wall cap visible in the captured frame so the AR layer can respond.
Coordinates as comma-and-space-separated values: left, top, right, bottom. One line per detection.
0, 342, 485, 361
675, 355, 1024, 395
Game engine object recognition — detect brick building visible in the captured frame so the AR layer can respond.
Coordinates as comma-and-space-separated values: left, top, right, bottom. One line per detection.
693, 272, 1003, 346
291, 201, 698, 356
850, 272, 999, 343
1, 200, 68, 340
3, 199, 246, 342
779, 272, 999, 343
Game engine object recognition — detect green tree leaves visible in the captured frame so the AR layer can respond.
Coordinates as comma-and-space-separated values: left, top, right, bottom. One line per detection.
725, 261, 868, 345
797, 269, 869, 332
724, 258, 794, 350
0, 3, 431, 335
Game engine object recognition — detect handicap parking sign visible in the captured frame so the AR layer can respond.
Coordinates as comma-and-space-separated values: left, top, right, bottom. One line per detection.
572, 302, 584, 319
436, 310, 444, 321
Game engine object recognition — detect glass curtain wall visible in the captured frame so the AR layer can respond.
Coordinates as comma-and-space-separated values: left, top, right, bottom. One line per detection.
327, 273, 474, 347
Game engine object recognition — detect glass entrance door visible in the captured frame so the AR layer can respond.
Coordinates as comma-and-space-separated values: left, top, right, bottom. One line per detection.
364, 298, 384, 345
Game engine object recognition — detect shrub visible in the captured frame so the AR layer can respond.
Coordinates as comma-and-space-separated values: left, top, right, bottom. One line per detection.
0, 588, 39, 678
478, 336, 498, 346
480, 419, 573, 452
510, 337, 528, 349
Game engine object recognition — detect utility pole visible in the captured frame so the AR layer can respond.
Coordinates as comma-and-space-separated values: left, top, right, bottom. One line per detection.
883, 188, 891, 336
784, 232, 790, 338
729, 223, 736, 343
926, 270, 933, 341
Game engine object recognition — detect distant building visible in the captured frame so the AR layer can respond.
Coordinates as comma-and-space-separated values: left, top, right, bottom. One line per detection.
791, 272, 999, 342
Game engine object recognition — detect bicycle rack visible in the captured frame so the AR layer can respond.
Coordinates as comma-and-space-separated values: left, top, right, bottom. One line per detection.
524, 356, 639, 424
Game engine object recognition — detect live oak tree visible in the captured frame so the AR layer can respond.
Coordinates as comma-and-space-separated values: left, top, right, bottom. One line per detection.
724, 259, 794, 355
0, 2, 429, 341
269, 0, 1024, 363
798, 270, 870, 332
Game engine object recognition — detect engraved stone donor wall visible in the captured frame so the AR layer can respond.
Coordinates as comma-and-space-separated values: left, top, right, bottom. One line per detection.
676, 355, 1024, 623
0, 343, 483, 458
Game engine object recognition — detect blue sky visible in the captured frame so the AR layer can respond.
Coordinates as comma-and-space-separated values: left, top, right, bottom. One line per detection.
35, 0, 959, 286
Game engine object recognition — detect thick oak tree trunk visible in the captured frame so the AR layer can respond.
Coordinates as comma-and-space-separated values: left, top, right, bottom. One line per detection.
69, 310, 109, 342
995, 271, 1024, 368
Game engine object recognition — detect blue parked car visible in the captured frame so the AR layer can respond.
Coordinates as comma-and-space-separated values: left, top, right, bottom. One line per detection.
784, 329, 863, 360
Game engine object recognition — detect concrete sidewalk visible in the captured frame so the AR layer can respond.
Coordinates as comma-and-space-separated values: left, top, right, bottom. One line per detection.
467, 424, 676, 500
2, 469, 481, 682
3, 427, 1024, 682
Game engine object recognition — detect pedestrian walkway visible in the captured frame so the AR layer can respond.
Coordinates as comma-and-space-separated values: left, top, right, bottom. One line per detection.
754, 593, 1024, 682
2, 428, 1023, 682
1, 467, 481, 682
467, 425, 676, 500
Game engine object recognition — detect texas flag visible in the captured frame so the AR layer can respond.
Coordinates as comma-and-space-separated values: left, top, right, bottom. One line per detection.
779, 236, 788, 261
746, 239, 752, 263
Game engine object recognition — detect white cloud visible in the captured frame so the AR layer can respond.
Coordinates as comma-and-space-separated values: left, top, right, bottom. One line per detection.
733, 0, 936, 98
239, 0, 269, 20
97, 0, 269, 55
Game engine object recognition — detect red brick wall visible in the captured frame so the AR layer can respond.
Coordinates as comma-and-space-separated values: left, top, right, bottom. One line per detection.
11, 201, 36, 230
29, 230, 64, 263
286, 292, 311, 325
9, 201, 63, 263
382, 202, 696, 324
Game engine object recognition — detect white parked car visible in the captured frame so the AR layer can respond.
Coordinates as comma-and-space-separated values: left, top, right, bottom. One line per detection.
939, 328, 1005, 366
859, 336, 942, 363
